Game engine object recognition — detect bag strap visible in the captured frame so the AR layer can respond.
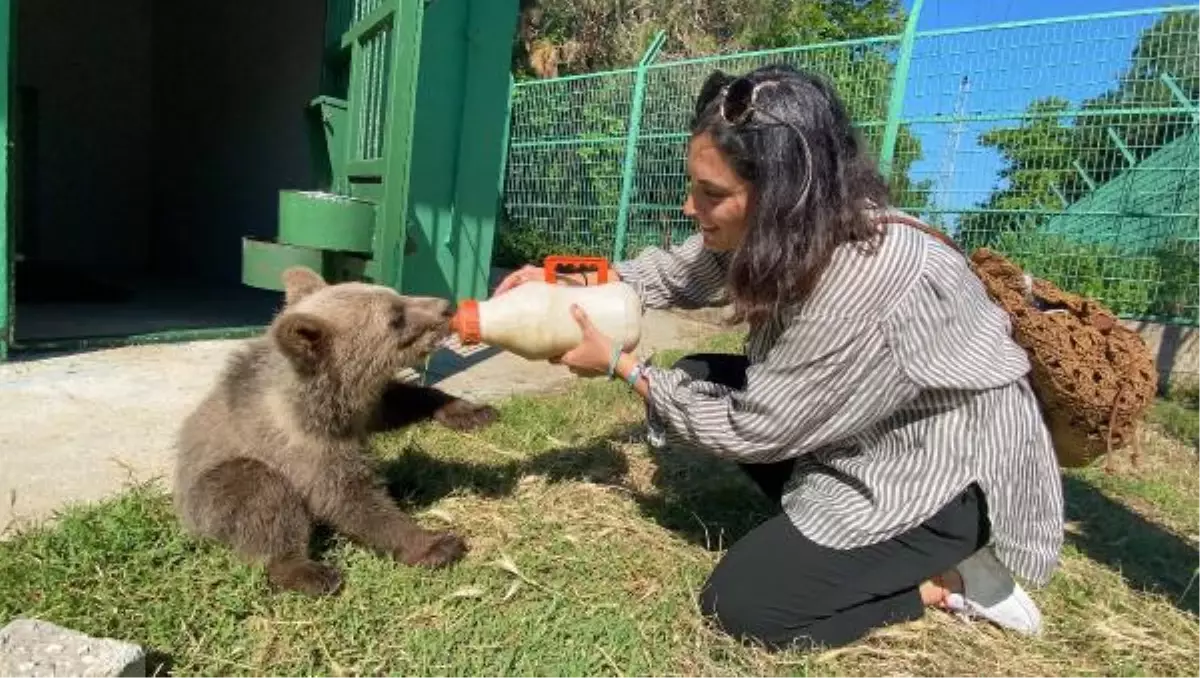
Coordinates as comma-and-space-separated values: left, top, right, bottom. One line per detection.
870, 214, 1147, 467
872, 212, 965, 256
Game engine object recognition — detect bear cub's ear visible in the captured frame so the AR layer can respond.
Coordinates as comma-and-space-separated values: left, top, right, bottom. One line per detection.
282, 266, 327, 306
273, 313, 332, 371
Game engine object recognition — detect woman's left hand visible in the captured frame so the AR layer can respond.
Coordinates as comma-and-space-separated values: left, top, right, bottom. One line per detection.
552, 305, 618, 377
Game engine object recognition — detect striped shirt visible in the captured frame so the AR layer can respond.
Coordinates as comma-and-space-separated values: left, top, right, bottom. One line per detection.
613, 213, 1065, 586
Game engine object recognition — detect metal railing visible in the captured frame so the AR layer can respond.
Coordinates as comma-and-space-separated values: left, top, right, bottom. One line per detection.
500, 3, 1200, 325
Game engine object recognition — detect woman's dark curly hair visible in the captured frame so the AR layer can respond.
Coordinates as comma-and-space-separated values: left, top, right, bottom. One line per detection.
692, 64, 891, 326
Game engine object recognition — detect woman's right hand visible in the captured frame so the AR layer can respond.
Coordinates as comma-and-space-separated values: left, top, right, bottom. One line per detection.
493, 265, 543, 296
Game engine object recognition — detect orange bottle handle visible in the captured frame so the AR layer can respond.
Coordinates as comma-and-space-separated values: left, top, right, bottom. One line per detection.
543, 255, 610, 284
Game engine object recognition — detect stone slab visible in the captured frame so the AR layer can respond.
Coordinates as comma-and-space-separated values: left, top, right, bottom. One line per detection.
0, 619, 145, 678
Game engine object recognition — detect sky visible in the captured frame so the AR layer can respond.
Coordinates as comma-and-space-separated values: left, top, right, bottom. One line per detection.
901, 0, 1184, 30
889, 0, 1191, 225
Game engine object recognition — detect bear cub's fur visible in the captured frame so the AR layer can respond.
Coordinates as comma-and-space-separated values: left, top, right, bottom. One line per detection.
173, 266, 497, 595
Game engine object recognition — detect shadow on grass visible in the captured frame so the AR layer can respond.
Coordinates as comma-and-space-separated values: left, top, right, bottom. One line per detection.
312, 440, 639, 568
373, 422, 776, 556
144, 648, 175, 677
1063, 475, 1199, 615
628, 444, 776, 551
365, 348, 778, 550
372, 396, 1199, 617
377, 431, 636, 509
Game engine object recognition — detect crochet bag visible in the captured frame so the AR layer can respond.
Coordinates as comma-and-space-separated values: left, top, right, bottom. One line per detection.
883, 214, 1159, 468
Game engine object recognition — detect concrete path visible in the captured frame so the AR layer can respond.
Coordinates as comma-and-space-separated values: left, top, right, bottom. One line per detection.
0, 308, 727, 534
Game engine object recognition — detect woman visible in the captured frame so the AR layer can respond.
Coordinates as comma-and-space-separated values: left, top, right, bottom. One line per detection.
495, 64, 1064, 651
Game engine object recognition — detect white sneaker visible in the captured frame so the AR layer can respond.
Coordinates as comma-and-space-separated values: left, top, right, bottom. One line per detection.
944, 547, 1043, 636
645, 409, 667, 449
646, 424, 667, 448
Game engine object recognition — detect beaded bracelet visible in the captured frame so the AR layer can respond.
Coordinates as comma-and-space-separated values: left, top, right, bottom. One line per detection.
625, 362, 644, 386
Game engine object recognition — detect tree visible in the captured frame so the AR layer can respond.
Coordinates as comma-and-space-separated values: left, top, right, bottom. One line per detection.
513, 0, 905, 78
957, 97, 1079, 250
959, 11, 1199, 251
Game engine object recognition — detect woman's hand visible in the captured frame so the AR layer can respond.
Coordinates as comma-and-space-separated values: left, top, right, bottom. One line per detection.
552, 305, 618, 378
493, 265, 543, 296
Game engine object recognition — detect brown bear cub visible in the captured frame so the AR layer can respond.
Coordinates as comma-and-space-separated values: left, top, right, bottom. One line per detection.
173, 266, 497, 596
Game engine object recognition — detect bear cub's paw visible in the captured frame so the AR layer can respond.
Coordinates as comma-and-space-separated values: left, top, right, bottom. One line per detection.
435, 400, 500, 431
397, 531, 469, 568
266, 558, 344, 596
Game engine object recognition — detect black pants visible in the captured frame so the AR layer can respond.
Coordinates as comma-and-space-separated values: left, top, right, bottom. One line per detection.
674, 354, 990, 651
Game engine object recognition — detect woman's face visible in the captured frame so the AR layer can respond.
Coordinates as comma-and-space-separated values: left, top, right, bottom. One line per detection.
683, 131, 752, 252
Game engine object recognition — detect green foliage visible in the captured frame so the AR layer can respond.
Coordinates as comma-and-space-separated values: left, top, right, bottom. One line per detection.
994, 230, 1160, 316
977, 12, 1198, 208
516, 0, 905, 76
735, 0, 905, 51
493, 219, 611, 268
1147, 240, 1200, 321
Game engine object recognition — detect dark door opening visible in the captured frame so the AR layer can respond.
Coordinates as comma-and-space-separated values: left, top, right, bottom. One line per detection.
12, 0, 326, 343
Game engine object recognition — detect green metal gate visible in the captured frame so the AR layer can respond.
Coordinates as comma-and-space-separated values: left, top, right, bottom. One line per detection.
243, 0, 518, 303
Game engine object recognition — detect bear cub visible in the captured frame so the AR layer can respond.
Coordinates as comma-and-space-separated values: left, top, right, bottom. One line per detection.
173, 266, 497, 595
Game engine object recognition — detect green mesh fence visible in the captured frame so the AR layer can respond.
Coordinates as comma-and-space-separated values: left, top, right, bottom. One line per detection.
503, 70, 639, 258
500, 5, 1199, 325
629, 36, 904, 258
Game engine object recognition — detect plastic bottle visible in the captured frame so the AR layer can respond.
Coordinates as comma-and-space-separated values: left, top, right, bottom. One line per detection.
450, 256, 643, 361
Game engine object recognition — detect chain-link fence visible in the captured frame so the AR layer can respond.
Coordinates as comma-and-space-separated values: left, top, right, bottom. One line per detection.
500, 5, 1199, 325
499, 5, 1200, 324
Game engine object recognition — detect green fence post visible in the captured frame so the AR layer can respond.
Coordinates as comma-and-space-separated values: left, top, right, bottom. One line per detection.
612, 30, 666, 263
878, 0, 924, 181
1159, 71, 1200, 123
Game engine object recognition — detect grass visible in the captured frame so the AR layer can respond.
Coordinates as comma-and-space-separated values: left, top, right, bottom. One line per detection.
1148, 383, 1199, 451
1, 333, 1197, 676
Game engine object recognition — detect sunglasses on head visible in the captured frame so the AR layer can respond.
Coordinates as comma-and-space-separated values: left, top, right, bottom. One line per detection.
718, 77, 779, 125
714, 75, 816, 204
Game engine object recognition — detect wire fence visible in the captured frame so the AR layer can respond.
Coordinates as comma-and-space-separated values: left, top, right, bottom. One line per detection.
500, 5, 1199, 325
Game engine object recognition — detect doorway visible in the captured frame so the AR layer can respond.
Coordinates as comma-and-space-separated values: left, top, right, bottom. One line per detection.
11, 0, 327, 343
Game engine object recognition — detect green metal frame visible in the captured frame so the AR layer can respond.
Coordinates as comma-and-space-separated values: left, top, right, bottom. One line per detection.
242, 0, 423, 290
401, 0, 521, 301
0, 0, 10, 361
356, 0, 422, 290
244, 0, 519, 303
